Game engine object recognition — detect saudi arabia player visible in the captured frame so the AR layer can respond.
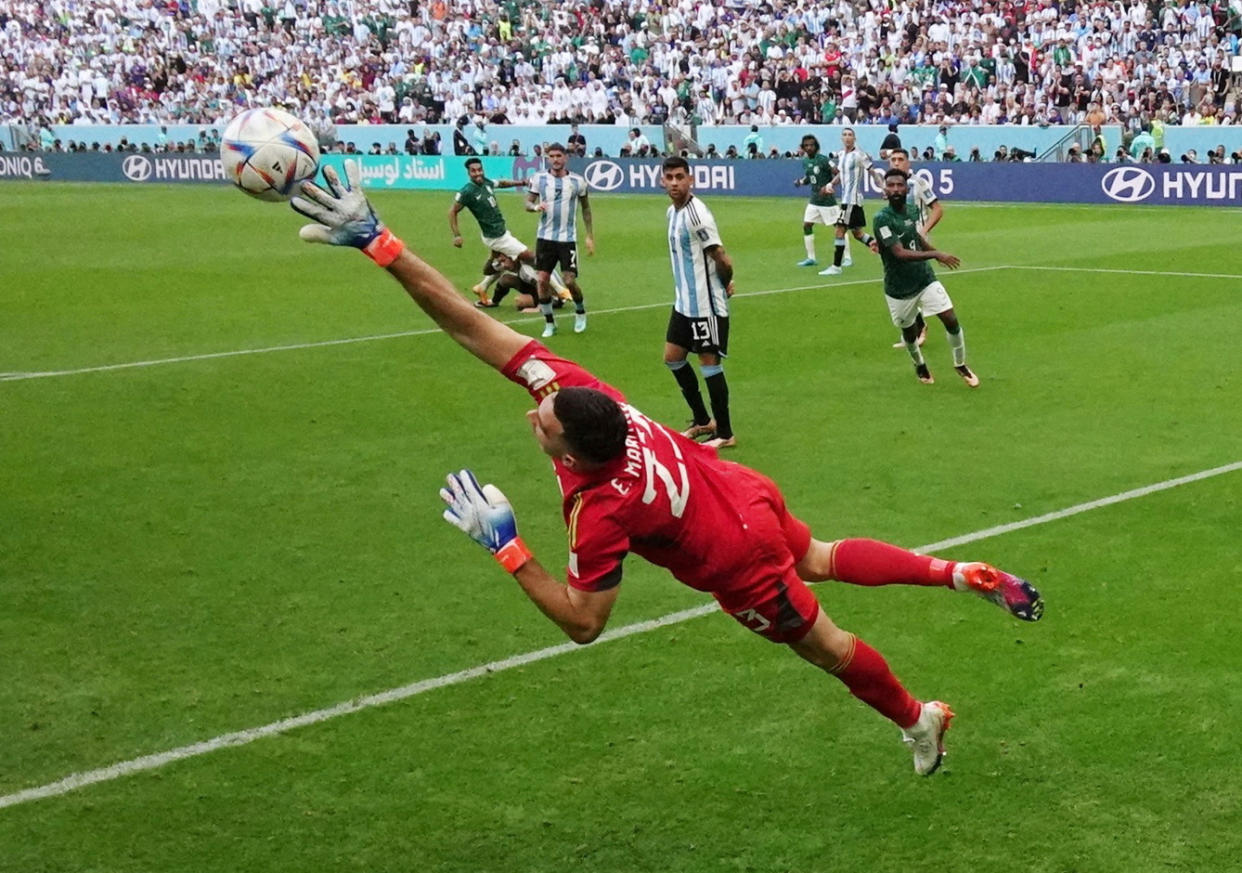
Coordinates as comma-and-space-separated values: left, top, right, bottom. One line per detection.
887, 148, 944, 348
820, 127, 881, 277
874, 168, 979, 388
448, 157, 537, 306
793, 134, 838, 267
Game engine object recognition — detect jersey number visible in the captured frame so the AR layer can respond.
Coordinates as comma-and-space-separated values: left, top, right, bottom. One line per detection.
690, 321, 711, 342
641, 448, 690, 518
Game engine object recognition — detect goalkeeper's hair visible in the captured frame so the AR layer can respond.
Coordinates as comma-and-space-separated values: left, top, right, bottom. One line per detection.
553, 388, 629, 465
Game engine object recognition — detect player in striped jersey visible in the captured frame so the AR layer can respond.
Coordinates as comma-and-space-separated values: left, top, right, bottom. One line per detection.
887, 148, 944, 349
526, 143, 594, 337
662, 157, 736, 449
819, 128, 881, 277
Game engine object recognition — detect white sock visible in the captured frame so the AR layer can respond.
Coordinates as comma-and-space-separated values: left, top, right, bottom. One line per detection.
947, 327, 966, 366
905, 341, 925, 366
803, 235, 815, 259
478, 273, 499, 290
518, 263, 539, 285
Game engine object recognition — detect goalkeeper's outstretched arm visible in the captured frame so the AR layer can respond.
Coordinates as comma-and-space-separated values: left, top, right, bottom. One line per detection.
292, 160, 528, 372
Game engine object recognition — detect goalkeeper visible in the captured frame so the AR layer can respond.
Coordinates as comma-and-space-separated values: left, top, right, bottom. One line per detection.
290, 162, 1045, 777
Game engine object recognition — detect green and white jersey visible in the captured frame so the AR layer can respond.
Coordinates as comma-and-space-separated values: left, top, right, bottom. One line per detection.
455, 178, 507, 238
874, 201, 936, 300
801, 153, 837, 207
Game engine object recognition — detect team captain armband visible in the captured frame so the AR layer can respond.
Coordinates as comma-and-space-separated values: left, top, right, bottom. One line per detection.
494, 538, 534, 574
362, 228, 406, 267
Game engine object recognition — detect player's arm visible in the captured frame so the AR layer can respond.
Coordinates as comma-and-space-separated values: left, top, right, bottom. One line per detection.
296, 161, 528, 370
705, 243, 734, 296
891, 237, 960, 269
921, 198, 944, 236
494, 178, 525, 189
524, 182, 544, 212
579, 189, 595, 255
440, 470, 619, 644
448, 199, 465, 247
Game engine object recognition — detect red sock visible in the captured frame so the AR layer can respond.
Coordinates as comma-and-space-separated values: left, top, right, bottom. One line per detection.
832, 635, 922, 728
830, 538, 955, 588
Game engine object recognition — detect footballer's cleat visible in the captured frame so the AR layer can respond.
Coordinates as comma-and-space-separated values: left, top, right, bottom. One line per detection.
901, 701, 954, 776
796, 257, 818, 267
955, 365, 980, 388
892, 327, 928, 349
573, 313, 587, 333
471, 283, 492, 304
954, 563, 1045, 622
915, 363, 934, 384
702, 435, 737, 449
680, 420, 716, 440
474, 300, 499, 309
818, 265, 843, 276
541, 322, 557, 338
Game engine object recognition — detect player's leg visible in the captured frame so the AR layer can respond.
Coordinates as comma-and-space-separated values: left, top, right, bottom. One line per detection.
887, 293, 933, 383
561, 244, 587, 333
531, 239, 558, 337
797, 204, 819, 266
696, 318, 734, 447
819, 218, 848, 275
923, 283, 978, 387
893, 312, 927, 349
665, 313, 713, 436
472, 253, 500, 305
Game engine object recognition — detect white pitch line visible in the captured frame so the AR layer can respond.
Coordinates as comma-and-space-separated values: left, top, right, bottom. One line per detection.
0, 267, 1008, 384
1007, 265, 1242, 281
2, 458, 1239, 811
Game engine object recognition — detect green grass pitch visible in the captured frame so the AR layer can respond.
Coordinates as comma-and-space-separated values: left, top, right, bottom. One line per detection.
1, 182, 1240, 872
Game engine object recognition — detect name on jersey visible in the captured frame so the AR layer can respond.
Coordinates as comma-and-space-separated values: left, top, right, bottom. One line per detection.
616, 405, 690, 517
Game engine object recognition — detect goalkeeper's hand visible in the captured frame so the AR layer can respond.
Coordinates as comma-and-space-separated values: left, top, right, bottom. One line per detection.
291, 160, 404, 265
440, 469, 520, 553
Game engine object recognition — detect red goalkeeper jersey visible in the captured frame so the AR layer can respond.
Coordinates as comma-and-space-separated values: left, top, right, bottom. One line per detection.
502, 341, 811, 611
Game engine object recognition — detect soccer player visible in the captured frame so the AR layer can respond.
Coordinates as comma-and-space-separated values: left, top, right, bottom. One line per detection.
473, 251, 568, 312
887, 148, 944, 349
819, 128, 879, 277
874, 168, 979, 387
792, 134, 838, 268
662, 157, 735, 450
525, 142, 594, 337
290, 161, 1044, 777
448, 157, 537, 307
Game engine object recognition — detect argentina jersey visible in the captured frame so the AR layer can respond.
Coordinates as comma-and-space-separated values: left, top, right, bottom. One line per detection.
528, 171, 586, 242
909, 174, 938, 227
667, 195, 729, 318
836, 148, 874, 206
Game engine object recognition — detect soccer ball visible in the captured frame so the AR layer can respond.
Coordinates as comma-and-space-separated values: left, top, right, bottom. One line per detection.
220, 108, 320, 201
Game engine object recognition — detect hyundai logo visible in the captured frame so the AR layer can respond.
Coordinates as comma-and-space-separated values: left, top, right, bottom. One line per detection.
122, 155, 153, 181
584, 160, 625, 191
1101, 167, 1155, 203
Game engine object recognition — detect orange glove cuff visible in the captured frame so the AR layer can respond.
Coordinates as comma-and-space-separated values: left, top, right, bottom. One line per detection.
362, 228, 405, 267
494, 538, 533, 574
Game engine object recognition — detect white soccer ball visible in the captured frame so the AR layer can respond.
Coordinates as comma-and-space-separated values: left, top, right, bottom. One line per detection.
220, 108, 320, 201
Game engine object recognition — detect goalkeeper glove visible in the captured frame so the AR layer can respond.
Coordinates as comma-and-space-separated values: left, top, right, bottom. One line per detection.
290, 159, 405, 266
439, 469, 532, 574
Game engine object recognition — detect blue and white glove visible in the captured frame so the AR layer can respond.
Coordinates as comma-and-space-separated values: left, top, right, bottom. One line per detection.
440, 469, 532, 573
290, 160, 405, 266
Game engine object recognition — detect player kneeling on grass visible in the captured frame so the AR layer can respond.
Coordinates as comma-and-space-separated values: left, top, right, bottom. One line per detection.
874, 168, 979, 387
474, 252, 569, 312
290, 161, 1044, 777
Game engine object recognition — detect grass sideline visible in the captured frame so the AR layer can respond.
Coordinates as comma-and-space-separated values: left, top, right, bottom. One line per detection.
1, 183, 1240, 872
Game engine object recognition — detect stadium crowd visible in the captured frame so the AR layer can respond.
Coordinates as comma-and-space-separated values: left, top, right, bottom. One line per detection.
2, 0, 1241, 151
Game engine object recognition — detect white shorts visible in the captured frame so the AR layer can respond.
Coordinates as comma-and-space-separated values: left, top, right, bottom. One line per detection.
886, 281, 953, 328
802, 203, 841, 225
481, 230, 529, 259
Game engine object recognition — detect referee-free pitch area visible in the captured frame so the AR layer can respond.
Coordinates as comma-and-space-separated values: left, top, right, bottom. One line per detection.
2, 184, 1239, 872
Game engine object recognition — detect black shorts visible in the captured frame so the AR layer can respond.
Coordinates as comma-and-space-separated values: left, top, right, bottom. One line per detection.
534, 239, 579, 275
666, 310, 729, 356
836, 205, 866, 230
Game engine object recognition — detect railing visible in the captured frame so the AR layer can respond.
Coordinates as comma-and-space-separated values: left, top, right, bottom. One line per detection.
1037, 124, 1090, 162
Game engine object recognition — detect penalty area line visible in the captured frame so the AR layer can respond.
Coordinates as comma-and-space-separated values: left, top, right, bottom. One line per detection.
2, 458, 1239, 811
